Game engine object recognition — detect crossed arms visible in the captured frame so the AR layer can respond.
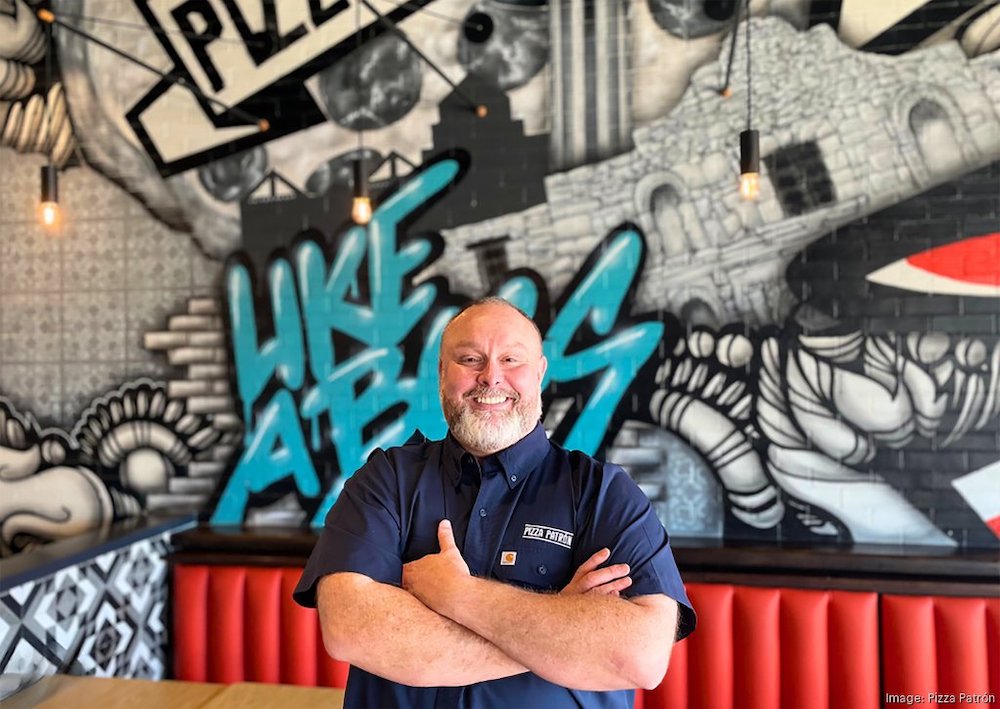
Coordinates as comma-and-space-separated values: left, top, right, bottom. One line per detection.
316, 520, 679, 691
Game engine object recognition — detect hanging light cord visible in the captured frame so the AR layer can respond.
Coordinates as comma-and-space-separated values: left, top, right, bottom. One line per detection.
45, 20, 53, 165
745, 0, 752, 130
47, 11, 264, 46
355, 0, 364, 156
719, 0, 743, 96
49, 4, 483, 48
36, 9, 269, 132
357, 0, 486, 116
369, 0, 483, 32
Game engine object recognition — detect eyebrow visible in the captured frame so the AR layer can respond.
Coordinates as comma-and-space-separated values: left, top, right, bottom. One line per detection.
450, 342, 531, 353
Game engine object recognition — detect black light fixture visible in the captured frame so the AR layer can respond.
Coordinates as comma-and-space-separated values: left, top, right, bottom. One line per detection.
738, 0, 759, 201
739, 128, 759, 201
38, 164, 62, 232
350, 3, 372, 227
37, 21, 62, 233
719, 0, 759, 201
351, 157, 372, 225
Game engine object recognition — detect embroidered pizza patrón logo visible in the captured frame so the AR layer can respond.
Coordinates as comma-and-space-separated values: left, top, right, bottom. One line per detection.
522, 524, 574, 549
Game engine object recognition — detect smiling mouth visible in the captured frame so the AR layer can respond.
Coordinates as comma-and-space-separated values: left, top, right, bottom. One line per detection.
474, 395, 509, 405
467, 389, 518, 405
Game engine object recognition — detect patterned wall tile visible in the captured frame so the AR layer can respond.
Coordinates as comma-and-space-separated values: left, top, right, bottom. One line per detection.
0, 295, 62, 363
61, 291, 127, 362
0, 364, 64, 427
60, 363, 127, 423
62, 221, 127, 292
191, 253, 224, 290
125, 221, 193, 291
0, 533, 173, 700
0, 151, 43, 225
59, 165, 133, 222
0, 224, 62, 295
124, 288, 193, 362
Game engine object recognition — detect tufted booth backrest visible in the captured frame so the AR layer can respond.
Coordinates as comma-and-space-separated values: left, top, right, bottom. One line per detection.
173, 565, 349, 687
172, 564, 997, 708
645, 583, 879, 709
881, 594, 1000, 704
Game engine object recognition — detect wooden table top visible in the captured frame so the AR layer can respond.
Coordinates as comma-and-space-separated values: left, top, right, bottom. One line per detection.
203, 682, 345, 708
2, 676, 345, 708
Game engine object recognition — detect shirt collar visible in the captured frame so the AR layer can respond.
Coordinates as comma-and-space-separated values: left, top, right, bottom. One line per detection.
442, 423, 549, 489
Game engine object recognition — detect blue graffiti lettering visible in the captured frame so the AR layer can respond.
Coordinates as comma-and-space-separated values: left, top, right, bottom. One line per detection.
212, 389, 318, 523
227, 259, 305, 427
212, 161, 459, 525
213, 159, 661, 526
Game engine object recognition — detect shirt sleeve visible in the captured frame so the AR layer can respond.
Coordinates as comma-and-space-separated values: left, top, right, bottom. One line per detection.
292, 448, 403, 608
575, 463, 696, 640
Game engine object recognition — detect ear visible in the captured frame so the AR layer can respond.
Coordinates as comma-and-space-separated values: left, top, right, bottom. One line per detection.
538, 355, 548, 382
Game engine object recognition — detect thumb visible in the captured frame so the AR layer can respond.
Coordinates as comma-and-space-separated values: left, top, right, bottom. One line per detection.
437, 519, 457, 551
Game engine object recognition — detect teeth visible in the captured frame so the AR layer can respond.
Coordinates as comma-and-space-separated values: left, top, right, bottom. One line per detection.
475, 396, 507, 405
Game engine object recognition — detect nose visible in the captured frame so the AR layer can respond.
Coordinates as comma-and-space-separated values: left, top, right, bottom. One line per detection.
477, 359, 502, 387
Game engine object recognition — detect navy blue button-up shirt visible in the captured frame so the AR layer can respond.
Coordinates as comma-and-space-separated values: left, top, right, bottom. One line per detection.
294, 424, 695, 708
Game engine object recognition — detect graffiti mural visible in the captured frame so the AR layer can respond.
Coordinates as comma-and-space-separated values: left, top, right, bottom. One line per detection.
1, 0, 998, 553
0, 382, 219, 556
208, 154, 1000, 546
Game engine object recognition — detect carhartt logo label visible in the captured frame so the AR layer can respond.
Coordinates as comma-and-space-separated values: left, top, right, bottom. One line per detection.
500, 551, 517, 566
522, 524, 573, 549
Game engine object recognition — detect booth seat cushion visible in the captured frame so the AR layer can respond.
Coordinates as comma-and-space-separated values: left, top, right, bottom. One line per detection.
643, 583, 879, 709
881, 594, 1000, 706
173, 564, 349, 687
175, 565, 929, 709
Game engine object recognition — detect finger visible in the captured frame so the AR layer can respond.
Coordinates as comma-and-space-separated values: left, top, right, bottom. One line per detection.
587, 575, 633, 596
437, 519, 458, 552
604, 576, 633, 594
570, 548, 611, 584
581, 563, 630, 589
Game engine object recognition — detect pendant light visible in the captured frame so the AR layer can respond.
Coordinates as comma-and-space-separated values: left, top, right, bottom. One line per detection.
38, 164, 62, 232
738, 0, 759, 201
37, 21, 62, 233
739, 129, 759, 201
351, 157, 372, 225
350, 1, 372, 226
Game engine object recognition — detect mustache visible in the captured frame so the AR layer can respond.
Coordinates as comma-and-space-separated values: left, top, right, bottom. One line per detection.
465, 387, 520, 401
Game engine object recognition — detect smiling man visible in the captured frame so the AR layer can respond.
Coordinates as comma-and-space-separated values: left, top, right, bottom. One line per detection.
294, 297, 695, 707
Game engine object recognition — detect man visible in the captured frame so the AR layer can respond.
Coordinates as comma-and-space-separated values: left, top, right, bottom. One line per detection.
294, 297, 695, 707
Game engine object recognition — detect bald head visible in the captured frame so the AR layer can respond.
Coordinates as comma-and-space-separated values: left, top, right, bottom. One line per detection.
437, 297, 547, 457
440, 297, 543, 368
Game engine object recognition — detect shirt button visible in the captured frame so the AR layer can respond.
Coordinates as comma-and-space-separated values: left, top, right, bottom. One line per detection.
509, 474, 517, 483
479, 508, 487, 518
537, 565, 547, 575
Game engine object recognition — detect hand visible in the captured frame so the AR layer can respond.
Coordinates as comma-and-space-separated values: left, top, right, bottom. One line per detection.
561, 548, 632, 597
402, 519, 471, 612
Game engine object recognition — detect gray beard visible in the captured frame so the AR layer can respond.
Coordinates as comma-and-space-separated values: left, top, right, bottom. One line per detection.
442, 393, 542, 456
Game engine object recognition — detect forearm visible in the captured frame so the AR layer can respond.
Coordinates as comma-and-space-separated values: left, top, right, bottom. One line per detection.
443, 578, 678, 690
317, 573, 527, 686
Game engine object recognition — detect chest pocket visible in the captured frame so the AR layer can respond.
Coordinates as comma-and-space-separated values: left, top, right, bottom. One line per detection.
493, 538, 574, 592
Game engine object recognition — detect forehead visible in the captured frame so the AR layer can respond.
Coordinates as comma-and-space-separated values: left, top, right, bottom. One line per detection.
442, 304, 542, 352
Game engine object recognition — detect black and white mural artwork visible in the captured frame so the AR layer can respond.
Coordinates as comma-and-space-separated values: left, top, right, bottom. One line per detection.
0, 0, 997, 555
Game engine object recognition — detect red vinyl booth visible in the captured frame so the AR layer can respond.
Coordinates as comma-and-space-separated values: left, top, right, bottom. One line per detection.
175, 564, 990, 708
881, 594, 1000, 705
173, 565, 349, 687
